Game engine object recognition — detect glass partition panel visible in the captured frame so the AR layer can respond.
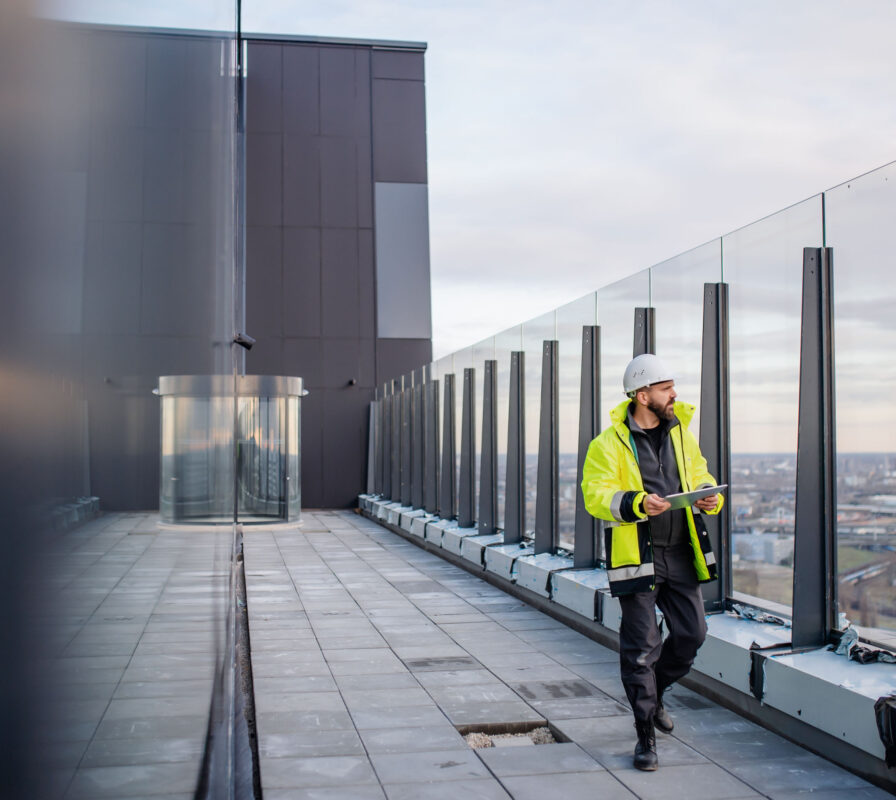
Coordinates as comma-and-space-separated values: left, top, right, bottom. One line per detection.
597, 269, 650, 430
650, 240, 723, 439
495, 326, 523, 530
522, 310, 556, 537
826, 162, 896, 647
556, 293, 598, 550
723, 195, 823, 611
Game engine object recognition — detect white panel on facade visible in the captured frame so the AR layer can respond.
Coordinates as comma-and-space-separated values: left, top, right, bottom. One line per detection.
375, 181, 433, 339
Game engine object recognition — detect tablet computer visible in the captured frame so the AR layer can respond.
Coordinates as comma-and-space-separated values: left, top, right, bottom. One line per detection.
664, 484, 727, 510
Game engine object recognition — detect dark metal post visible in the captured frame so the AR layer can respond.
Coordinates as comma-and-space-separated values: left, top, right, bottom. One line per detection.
374, 391, 384, 495
574, 326, 601, 567
439, 374, 457, 519
633, 307, 655, 356
792, 247, 837, 648
366, 400, 377, 495
504, 352, 525, 544
424, 379, 440, 514
382, 386, 392, 499
534, 341, 559, 554
400, 382, 411, 506
479, 361, 498, 535
458, 368, 476, 528
699, 284, 731, 610
411, 383, 424, 508
390, 380, 401, 501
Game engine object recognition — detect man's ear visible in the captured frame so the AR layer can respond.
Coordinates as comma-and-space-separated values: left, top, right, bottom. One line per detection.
634, 388, 648, 407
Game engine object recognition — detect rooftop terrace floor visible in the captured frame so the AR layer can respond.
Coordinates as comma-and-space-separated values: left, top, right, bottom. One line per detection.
37, 511, 892, 799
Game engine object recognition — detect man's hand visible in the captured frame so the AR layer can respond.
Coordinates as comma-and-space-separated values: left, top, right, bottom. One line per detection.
694, 494, 719, 512
643, 493, 671, 516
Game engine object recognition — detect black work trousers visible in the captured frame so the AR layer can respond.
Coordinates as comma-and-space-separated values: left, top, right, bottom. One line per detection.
617, 544, 707, 723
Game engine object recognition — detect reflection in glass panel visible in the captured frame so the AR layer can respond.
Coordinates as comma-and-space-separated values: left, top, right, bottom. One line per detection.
238, 397, 287, 520
495, 326, 523, 530
556, 293, 597, 550
650, 241, 723, 442
724, 196, 823, 611
522, 311, 555, 537
288, 396, 301, 518
827, 162, 896, 647
597, 270, 650, 432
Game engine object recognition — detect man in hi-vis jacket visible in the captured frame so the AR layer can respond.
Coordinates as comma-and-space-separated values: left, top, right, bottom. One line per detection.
581, 354, 722, 771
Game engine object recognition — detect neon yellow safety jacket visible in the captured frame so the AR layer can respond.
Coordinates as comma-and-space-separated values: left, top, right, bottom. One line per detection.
581, 399, 723, 596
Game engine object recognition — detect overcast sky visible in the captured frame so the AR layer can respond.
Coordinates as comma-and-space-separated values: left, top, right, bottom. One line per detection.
43, 0, 896, 359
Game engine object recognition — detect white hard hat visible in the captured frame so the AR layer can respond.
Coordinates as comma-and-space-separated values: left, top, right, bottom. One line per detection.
623, 354, 675, 395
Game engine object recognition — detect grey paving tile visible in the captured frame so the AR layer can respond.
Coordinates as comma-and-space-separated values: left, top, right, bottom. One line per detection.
80, 737, 203, 767
258, 729, 365, 759
499, 770, 636, 799
612, 762, 761, 798
255, 709, 356, 734
359, 725, 468, 754
101, 696, 211, 720
528, 695, 631, 720
341, 687, 434, 710
442, 701, 545, 727
371, 748, 491, 783
413, 669, 504, 689
252, 675, 339, 694
93, 715, 209, 741
259, 754, 377, 790
113, 679, 211, 699
687, 728, 810, 764
255, 690, 347, 714
332, 672, 421, 691
350, 705, 450, 730
475, 741, 604, 776
63, 761, 199, 798
723, 754, 875, 794
768, 789, 893, 800
264, 787, 386, 800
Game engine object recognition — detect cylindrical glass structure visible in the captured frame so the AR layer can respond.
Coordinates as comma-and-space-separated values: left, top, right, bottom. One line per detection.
158, 375, 304, 523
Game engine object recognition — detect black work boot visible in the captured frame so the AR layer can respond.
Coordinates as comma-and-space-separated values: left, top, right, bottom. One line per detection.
633, 719, 658, 771
654, 695, 674, 733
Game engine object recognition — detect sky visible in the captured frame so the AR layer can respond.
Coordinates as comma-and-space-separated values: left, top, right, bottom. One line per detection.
42, 0, 896, 359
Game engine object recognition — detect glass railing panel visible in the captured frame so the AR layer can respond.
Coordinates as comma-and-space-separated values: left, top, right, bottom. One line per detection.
556, 293, 598, 550
597, 269, 651, 431
495, 326, 522, 531
723, 195, 823, 612
826, 161, 896, 647
649, 240, 723, 446
521, 310, 556, 538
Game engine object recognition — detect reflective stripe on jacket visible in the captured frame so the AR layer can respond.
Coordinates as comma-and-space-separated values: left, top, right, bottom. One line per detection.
581, 399, 723, 596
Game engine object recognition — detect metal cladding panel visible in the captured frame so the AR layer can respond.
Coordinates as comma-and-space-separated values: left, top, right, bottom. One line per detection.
282, 44, 320, 134
246, 132, 283, 226
372, 78, 427, 183
442, 525, 480, 557
372, 50, 425, 81
375, 339, 433, 387
761, 650, 888, 759
515, 553, 574, 598
283, 135, 322, 227
551, 569, 609, 621
460, 533, 504, 568
283, 227, 322, 337
321, 136, 359, 228
321, 228, 360, 338
246, 225, 284, 338
245, 42, 282, 133
82, 222, 141, 335
374, 182, 432, 339
483, 543, 533, 583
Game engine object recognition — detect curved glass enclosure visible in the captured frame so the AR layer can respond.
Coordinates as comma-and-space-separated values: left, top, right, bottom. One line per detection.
158, 375, 304, 523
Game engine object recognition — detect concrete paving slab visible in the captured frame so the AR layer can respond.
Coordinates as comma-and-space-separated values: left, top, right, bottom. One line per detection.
258, 729, 365, 759
498, 771, 637, 800
382, 778, 511, 800
475, 741, 605, 776
612, 762, 762, 799
259, 754, 378, 790
359, 725, 468, 754
370, 748, 492, 783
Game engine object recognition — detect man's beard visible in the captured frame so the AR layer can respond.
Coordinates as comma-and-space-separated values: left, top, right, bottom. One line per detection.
647, 398, 674, 421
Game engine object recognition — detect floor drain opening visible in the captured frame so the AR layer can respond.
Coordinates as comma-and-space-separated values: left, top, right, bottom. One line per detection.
457, 720, 565, 749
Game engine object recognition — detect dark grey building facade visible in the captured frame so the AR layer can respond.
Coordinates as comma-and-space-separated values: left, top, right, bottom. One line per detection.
244, 36, 433, 507
11, 25, 432, 513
